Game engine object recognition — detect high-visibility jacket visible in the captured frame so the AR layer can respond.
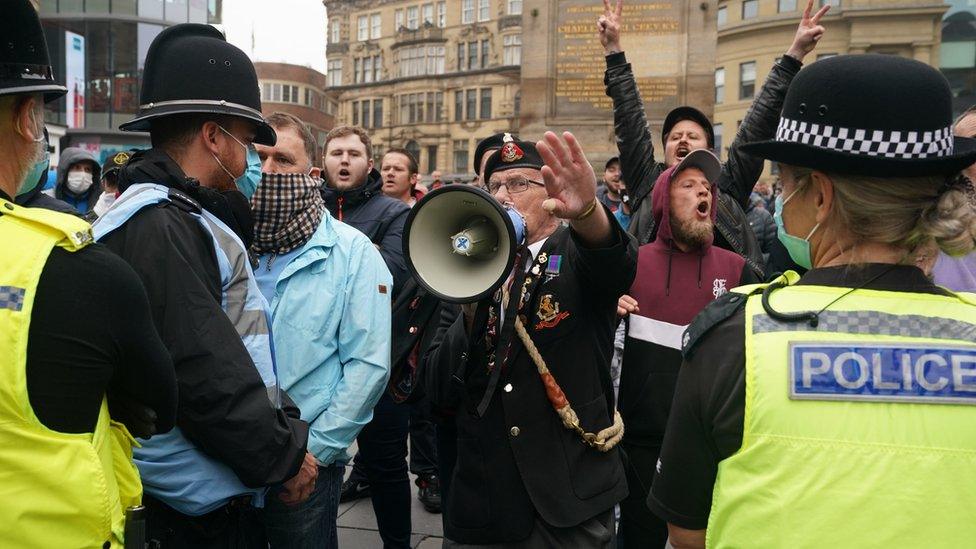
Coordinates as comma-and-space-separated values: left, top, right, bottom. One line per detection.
0, 198, 141, 548
707, 272, 976, 548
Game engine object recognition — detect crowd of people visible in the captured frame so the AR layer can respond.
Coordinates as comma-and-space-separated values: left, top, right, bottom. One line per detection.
4, 0, 976, 548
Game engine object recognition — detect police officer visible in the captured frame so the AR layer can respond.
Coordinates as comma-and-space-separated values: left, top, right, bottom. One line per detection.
0, 2, 177, 546
91, 24, 314, 547
424, 132, 637, 547
650, 55, 976, 548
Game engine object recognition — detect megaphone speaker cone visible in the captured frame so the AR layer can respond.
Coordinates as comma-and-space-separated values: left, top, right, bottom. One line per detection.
404, 185, 521, 303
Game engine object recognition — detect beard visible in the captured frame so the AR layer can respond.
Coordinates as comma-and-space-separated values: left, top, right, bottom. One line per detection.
670, 213, 713, 250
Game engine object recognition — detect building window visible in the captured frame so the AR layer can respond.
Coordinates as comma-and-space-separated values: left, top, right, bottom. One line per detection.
462, 0, 475, 23
438, 1, 447, 27
480, 88, 492, 119
455, 91, 464, 121
739, 61, 756, 99
374, 99, 383, 128
374, 54, 383, 81
454, 139, 469, 173
778, 0, 796, 11
714, 123, 724, 157
353, 58, 361, 83
508, 0, 522, 15
504, 34, 521, 65
717, 5, 727, 25
820, 0, 840, 6
715, 67, 725, 104
395, 9, 404, 30
399, 92, 444, 124
398, 45, 445, 77
361, 100, 371, 128
407, 6, 419, 29
422, 3, 434, 25
352, 101, 359, 126
358, 15, 368, 41
468, 42, 478, 70
742, 0, 758, 19
363, 57, 373, 83
330, 20, 341, 43
370, 13, 381, 39
478, 0, 490, 21
481, 39, 490, 68
466, 89, 477, 120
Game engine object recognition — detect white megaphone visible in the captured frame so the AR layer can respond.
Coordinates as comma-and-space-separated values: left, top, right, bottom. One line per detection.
404, 185, 526, 303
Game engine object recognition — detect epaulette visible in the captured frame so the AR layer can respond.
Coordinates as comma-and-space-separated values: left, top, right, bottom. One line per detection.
681, 289, 758, 360
166, 187, 201, 214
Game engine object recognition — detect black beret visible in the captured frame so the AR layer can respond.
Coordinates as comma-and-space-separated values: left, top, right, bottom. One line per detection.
482, 138, 544, 183
474, 132, 515, 174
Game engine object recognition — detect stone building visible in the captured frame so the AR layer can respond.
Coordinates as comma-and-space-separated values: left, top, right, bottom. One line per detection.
715, 0, 948, 185
323, 0, 524, 178
255, 62, 337, 165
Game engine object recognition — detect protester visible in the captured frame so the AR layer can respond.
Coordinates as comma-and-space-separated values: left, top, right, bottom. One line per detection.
322, 126, 413, 548
424, 133, 636, 547
93, 150, 129, 217
430, 169, 444, 190
381, 147, 426, 206
0, 3, 178, 547
653, 54, 976, 549
600, 0, 831, 277
47, 146, 101, 217
251, 112, 393, 548
754, 180, 775, 212
92, 24, 315, 547
597, 156, 624, 212
614, 150, 758, 547
746, 191, 777, 263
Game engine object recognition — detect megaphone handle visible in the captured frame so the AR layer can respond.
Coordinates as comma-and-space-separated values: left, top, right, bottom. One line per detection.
476, 251, 528, 417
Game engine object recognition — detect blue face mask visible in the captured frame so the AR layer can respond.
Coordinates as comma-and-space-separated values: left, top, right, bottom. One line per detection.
773, 189, 820, 270
214, 126, 262, 199
17, 109, 49, 197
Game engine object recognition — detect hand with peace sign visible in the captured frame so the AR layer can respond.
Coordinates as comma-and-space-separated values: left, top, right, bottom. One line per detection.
786, 0, 830, 62
597, 0, 624, 55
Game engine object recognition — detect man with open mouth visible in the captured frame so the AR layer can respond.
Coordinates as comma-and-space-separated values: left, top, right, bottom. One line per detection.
600, 0, 831, 279
614, 149, 759, 547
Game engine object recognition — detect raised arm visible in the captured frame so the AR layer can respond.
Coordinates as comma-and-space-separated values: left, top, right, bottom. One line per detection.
721, 0, 829, 208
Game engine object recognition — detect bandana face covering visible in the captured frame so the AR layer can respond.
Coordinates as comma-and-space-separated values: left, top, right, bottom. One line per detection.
250, 172, 326, 256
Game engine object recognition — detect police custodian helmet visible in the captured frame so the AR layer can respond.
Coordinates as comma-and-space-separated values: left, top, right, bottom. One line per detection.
120, 24, 276, 145
0, 0, 67, 101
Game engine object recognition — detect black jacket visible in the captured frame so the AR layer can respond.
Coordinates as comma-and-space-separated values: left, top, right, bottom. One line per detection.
100, 149, 308, 489
605, 52, 803, 278
15, 173, 80, 216
746, 196, 777, 264
322, 169, 410, 292
388, 277, 449, 403
423, 220, 637, 544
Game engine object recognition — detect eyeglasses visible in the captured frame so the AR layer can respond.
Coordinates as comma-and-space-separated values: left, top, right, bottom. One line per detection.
487, 177, 544, 195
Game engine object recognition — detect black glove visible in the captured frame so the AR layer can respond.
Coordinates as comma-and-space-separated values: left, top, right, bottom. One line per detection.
108, 393, 159, 439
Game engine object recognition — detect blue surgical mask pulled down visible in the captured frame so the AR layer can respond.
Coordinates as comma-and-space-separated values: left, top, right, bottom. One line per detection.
773, 188, 820, 270
214, 126, 262, 199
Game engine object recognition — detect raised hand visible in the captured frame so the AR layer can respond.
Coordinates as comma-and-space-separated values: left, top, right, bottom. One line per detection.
537, 131, 598, 220
597, 0, 624, 54
786, 0, 829, 62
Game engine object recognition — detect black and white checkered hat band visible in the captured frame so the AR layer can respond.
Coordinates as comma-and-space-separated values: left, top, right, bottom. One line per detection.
776, 117, 954, 159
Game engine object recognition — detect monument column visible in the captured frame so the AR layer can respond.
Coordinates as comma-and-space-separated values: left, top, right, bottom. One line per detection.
519, 0, 716, 164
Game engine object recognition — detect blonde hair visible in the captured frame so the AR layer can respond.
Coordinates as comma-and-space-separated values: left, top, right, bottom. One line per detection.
790, 167, 976, 258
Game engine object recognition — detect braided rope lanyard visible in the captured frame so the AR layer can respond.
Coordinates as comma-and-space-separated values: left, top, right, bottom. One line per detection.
503, 286, 625, 452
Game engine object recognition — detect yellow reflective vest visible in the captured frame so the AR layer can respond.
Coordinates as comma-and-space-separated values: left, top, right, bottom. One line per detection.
707, 272, 976, 548
0, 198, 141, 548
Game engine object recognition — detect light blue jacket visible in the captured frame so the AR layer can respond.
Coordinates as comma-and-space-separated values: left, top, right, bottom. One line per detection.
265, 211, 393, 466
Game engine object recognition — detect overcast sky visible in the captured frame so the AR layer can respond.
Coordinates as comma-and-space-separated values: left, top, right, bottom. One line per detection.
222, 0, 327, 73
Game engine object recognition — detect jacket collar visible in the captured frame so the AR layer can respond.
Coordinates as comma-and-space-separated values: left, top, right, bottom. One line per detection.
321, 168, 382, 213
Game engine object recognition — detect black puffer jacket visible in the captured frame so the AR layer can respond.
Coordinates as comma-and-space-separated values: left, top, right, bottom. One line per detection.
605, 52, 803, 279
322, 169, 410, 292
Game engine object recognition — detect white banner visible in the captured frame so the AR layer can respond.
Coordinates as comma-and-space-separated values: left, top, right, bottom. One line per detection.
65, 30, 85, 129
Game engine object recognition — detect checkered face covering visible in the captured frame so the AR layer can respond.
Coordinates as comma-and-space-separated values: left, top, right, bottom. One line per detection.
250, 172, 325, 255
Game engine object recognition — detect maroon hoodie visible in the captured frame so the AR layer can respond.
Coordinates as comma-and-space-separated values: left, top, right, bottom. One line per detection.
619, 165, 756, 444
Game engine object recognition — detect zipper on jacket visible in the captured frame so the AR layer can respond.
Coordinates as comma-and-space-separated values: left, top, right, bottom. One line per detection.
266, 252, 278, 271
337, 196, 344, 222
